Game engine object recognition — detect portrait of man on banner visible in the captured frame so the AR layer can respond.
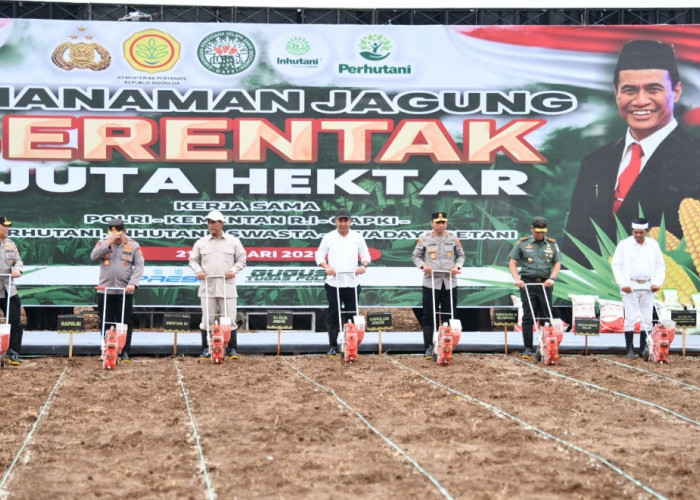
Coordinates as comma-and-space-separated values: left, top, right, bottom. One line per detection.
563, 39, 700, 264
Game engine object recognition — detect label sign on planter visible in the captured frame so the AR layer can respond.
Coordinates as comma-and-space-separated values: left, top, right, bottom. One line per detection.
671, 310, 698, 328
574, 317, 600, 336
267, 311, 293, 330
164, 314, 190, 332
367, 311, 392, 331
57, 315, 85, 333
492, 308, 518, 327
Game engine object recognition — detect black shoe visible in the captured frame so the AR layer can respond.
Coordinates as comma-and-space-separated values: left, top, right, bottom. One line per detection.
7, 349, 21, 366
626, 347, 635, 358
199, 349, 211, 360
119, 351, 131, 362
327, 347, 338, 356
521, 348, 533, 359
226, 347, 239, 359
424, 345, 433, 359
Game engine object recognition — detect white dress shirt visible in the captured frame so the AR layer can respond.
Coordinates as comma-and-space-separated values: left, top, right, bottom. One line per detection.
611, 235, 665, 288
315, 229, 371, 287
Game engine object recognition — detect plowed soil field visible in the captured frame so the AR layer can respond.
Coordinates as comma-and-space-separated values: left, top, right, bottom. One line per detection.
1, 353, 699, 499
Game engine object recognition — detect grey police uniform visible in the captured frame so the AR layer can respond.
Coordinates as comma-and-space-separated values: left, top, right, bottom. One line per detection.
91, 236, 145, 291
0, 237, 24, 357
412, 231, 465, 288
412, 230, 465, 349
90, 235, 145, 355
0, 237, 23, 299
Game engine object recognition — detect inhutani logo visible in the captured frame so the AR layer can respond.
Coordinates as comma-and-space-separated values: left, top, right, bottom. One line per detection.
359, 34, 391, 61
197, 31, 256, 75
285, 36, 310, 56
269, 32, 327, 76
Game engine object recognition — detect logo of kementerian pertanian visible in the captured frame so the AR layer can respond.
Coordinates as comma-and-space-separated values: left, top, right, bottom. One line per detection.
123, 29, 180, 73
197, 30, 256, 75
359, 33, 391, 61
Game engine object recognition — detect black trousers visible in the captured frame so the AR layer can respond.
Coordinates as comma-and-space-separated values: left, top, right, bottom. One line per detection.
0, 294, 23, 353
324, 284, 361, 347
421, 285, 458, 347
520, 281, 552, 350
96, 292, 134, 352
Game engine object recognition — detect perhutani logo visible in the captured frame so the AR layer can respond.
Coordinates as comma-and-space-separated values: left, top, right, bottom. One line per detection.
197, 30, 256, 75
359, 34, 391, 61
51, 26, 111, 71
123, 29, 180, 73
337, 33, 411, 76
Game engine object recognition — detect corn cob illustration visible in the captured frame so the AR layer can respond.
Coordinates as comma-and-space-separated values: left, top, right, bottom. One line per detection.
649, 227, 680, 251
679, 198, 700, 275
658, 254, 697, 305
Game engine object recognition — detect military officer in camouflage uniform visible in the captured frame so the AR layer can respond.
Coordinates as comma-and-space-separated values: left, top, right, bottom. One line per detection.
508, 216, 561, 358
90, 217, 145, 362
412, 211, 465, 359
0, 215, 24, 365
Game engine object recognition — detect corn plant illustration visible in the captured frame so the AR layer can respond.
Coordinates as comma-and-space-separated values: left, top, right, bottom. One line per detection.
134, 37, 171, 67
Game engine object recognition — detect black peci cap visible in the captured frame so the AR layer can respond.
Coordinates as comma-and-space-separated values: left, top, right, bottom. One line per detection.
615, 40, 679, 83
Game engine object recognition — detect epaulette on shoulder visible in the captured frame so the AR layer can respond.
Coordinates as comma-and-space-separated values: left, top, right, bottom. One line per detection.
519, 236, 529, 241
547, 237, 556, 243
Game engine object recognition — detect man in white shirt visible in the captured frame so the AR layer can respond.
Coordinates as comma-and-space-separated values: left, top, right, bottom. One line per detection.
611, 217, 665, 357
189, 210, 247, 359
315, 208, 371, 356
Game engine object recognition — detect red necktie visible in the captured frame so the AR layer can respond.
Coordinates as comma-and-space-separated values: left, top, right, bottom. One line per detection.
613, 143, 643, 214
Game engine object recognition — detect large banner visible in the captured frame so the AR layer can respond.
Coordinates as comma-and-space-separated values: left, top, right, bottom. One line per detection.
2, 20, 700, 307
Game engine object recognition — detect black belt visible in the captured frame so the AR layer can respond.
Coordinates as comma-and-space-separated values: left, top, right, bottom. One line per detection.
522, 277, 547, 283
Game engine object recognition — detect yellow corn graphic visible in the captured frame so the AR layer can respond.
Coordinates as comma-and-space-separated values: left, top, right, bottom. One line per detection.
658, 254, 697, 305
679, 198, 700, 274
649, 227, 680, 251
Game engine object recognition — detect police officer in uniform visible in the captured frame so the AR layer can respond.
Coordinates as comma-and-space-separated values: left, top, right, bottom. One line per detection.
508, 216, 561, 358
0, 215, 24, 365
90, 217, 145, 362
412, 211, 465, 359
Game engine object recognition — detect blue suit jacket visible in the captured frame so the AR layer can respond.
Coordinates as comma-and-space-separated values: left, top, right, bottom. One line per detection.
562, 126, 700, 263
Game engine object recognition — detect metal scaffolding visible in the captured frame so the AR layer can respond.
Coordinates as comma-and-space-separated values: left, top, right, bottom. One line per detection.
1, 3, 699, 25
